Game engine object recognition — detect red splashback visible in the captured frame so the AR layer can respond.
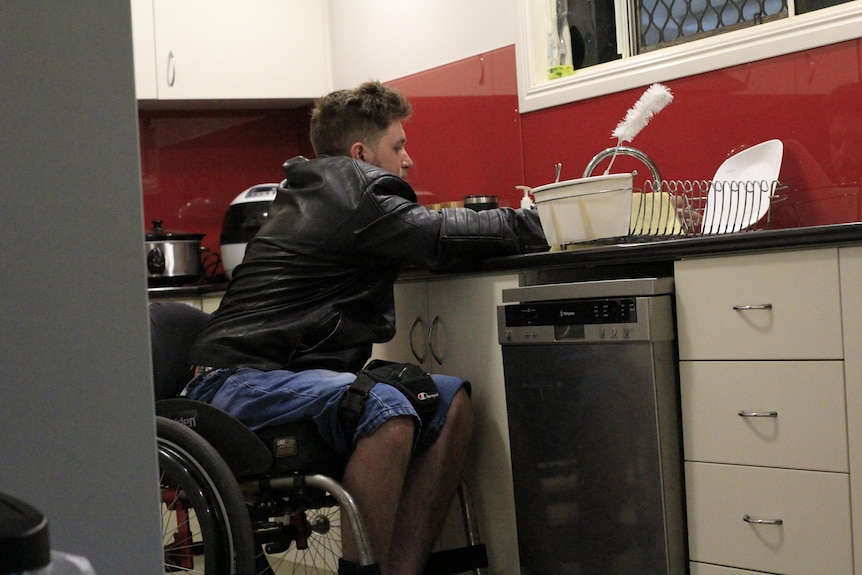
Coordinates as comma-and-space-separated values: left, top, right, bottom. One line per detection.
139, 39, 862, 266
519, 40, 862, 229
139, 108, 309, 260
387, 48, 526, 208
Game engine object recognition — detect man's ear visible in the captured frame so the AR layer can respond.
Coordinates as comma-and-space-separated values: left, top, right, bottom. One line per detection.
349, 142, 364, 161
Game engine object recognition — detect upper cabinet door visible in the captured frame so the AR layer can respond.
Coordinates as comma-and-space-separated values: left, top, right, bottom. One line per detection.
131, 0, 157, 99
146, 0, 329, 101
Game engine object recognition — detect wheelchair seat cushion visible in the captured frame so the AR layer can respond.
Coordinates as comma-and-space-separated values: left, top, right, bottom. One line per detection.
157, 398, 348, 480
256, 420, 346, 479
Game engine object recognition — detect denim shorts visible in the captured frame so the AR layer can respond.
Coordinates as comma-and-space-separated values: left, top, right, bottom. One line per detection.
182, 367, 469, 455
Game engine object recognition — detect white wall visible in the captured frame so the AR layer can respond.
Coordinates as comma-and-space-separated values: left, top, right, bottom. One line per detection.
0, 2, 162, 573
328, 0, 519, 88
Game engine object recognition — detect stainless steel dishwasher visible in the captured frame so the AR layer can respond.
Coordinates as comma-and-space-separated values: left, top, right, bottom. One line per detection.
497, 277, 685, 575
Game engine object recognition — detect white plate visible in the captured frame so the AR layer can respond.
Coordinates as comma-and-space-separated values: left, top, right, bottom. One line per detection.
701, 139, 783, 233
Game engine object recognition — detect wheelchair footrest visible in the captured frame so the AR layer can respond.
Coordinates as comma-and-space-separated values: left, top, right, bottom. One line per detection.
424, 544, 488, 575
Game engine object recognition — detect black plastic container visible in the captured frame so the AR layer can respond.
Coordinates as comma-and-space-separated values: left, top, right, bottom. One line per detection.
0, 493, 50, 574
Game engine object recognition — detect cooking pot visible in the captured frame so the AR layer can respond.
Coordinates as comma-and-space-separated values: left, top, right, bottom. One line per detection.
464, 195, 499, 211
220, 184, 278, 279
145, 220, 205, 286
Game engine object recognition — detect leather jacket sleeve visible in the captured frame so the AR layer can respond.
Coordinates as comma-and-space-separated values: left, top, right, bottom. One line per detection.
350, 171, 550, 270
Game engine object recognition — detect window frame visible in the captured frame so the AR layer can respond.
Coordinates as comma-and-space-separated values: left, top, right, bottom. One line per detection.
515, 0, 862, 113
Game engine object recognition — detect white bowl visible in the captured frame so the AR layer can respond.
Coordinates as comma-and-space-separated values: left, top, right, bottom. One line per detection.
532, 173, 634, 245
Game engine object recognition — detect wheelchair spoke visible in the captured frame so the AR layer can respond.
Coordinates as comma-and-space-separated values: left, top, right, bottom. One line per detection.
257, 506, 342, 575
157, 417, 257, 575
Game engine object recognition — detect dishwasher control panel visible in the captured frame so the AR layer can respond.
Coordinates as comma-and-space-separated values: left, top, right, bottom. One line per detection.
504, 298, 638, 326
498, 295, 673, 344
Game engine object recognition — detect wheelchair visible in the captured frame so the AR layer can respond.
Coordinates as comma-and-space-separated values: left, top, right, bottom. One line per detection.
150, 301, 489, 575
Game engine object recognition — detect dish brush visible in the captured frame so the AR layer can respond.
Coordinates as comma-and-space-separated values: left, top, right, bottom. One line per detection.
604, 83, 673, 174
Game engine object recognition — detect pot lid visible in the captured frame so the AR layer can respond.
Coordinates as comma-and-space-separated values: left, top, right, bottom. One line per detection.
146, 219, 205, 241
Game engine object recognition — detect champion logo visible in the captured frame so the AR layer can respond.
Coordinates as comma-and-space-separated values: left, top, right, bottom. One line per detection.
417, 391, 440, 401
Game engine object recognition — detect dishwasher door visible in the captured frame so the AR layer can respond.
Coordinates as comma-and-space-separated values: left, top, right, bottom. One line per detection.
498, 279, 685, 575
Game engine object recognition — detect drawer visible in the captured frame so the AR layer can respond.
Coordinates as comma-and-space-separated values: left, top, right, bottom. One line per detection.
681, 361, 848, 472
675, 249, 842, 360
685, 462, 852, 575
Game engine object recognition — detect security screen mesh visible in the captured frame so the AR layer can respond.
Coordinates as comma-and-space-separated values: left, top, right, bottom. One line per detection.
638, 0, 787, 51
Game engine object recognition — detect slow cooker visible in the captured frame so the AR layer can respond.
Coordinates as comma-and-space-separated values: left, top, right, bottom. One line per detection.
220, 184, 278, 278
146, 220, 205, 286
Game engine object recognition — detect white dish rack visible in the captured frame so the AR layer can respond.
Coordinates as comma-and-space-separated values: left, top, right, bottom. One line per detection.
636, 178, 784, 238
559, 145, 785, 246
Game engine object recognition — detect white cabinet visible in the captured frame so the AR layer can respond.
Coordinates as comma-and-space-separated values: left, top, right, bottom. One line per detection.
676, 247, 854, 575
680, 360, 848, 472
686, 463, 852, 575
373, 272, 523, 575
132, 0, 330, 101
373, 279, 431, 369
675, 248, 842, 360
839, 246, 862, 571
131, 0, 157, 99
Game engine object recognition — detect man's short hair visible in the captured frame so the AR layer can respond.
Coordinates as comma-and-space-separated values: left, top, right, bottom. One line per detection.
310, 81, 412, 157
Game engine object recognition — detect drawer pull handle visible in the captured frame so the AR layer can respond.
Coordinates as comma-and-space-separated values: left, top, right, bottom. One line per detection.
738, 410, 778, 418
409, 316, 427, 364
743, 514, 783, 526
428, 316, 444, 365
733, 304, 773, 311
167, 50, 176, 87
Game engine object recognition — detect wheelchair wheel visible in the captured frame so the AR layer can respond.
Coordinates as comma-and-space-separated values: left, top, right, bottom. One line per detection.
158, 416, 256, 575
253, 502, 343, 575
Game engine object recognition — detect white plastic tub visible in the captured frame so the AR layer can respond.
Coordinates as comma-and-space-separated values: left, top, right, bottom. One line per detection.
532, 172, 634, 245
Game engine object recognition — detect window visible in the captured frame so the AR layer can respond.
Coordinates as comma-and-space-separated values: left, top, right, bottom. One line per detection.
639, 0, 788, 51
517, 0, 862, 112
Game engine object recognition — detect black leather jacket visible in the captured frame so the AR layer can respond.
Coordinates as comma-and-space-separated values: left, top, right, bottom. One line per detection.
189, 155, 548, 373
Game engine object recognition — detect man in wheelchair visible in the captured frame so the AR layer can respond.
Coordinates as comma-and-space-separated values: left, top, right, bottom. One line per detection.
182, 80, 548, 575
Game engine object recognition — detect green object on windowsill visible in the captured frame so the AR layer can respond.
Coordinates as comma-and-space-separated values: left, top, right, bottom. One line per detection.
548, 65, 575, 80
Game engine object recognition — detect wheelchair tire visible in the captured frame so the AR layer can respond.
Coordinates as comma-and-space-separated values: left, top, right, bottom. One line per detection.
158, 416, 256, 575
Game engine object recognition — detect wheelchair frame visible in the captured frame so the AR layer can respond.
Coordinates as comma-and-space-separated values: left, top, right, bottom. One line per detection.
157, 400, 488, 575
151, 302, 488, 575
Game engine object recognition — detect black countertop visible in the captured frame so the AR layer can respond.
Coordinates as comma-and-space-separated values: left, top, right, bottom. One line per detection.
462, 223, 862, 283
148, 282, 229, 298
148, 224, 862, 295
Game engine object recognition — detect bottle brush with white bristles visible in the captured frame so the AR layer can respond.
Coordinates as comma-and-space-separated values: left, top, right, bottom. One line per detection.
604, 83, 673, 174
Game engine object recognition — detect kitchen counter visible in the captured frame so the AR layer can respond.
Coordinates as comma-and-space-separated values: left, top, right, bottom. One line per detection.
147, 224, 862, 295
148, 282, 228, 298
452, 223, 862, 283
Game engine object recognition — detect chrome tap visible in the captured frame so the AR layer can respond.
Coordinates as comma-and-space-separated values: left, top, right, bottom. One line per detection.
584, 146, 662, 187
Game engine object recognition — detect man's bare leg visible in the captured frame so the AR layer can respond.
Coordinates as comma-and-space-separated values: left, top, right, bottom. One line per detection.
339, 416, 415, 569
386, 388, 474, 574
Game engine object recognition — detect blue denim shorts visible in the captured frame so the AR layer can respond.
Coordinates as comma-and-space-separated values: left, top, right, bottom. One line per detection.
182, 367, 469, 455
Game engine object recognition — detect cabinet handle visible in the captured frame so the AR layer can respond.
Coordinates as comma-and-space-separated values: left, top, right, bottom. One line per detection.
167, 50, 176, 87
409, 316, 427, 364
428, 316, 444, 365
743, 514, 783, 526
738, 410, 778, 418
732, 303, 773, 311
